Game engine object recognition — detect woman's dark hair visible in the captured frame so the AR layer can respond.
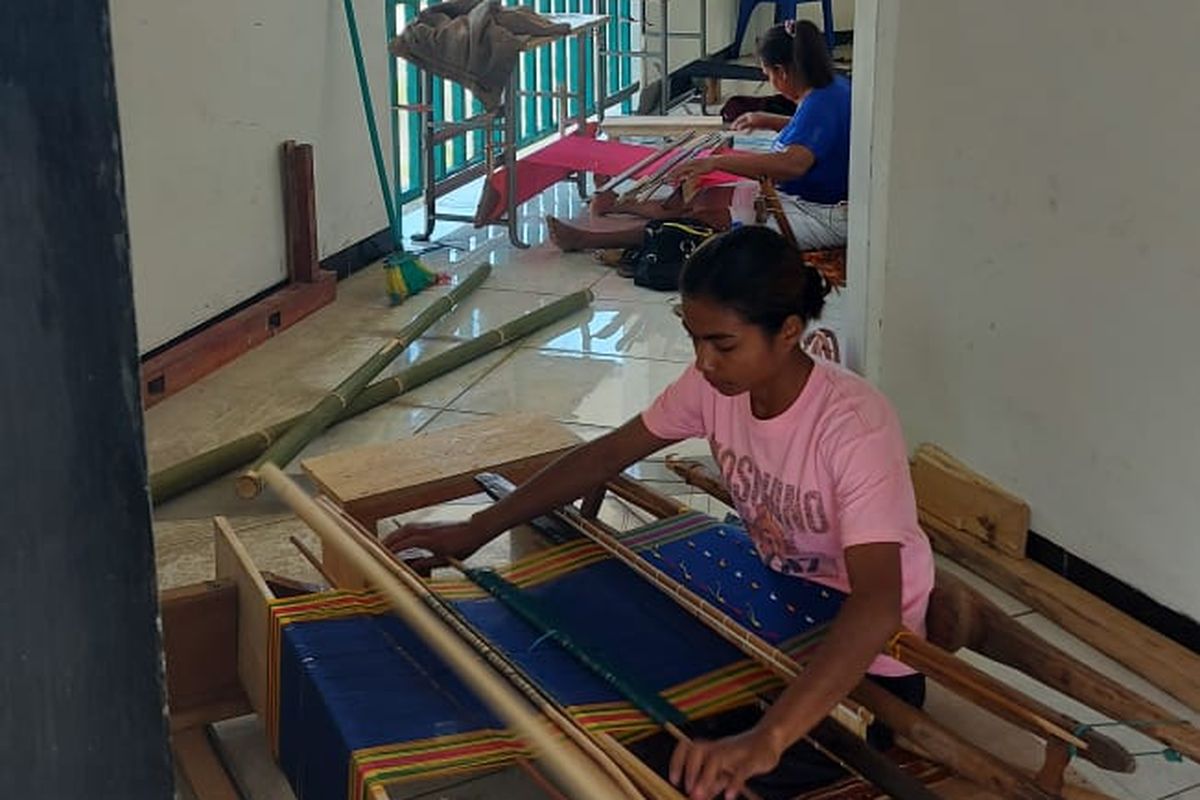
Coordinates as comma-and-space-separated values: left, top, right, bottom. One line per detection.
757, 20, 834, 89
680, 226, 831, 333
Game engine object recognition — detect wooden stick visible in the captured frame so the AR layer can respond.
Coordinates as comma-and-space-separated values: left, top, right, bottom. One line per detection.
631, 133, 724, 202
922, 510, 1200, 728
595, 131, 696, 194
314, 497, 649, 799
931, 568, 1199, 766
606, 474, 690, 518
619, 133, 721, 203
288, 535, 336, 587
758, 179, 799, 248
889, 632, 1086, 750
257, 464, 635, 800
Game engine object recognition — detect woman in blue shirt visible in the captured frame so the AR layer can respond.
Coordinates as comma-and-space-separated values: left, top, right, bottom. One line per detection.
670, 21, 851, 249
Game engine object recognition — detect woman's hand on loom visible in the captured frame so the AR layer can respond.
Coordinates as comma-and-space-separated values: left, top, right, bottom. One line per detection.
382, 520, 491, 570
730, 111, 768, 132
669, 728, 784, 800
667, 156, 718, 185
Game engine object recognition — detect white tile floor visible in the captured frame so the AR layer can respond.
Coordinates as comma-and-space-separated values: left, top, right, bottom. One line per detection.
151, 169, 1195, 800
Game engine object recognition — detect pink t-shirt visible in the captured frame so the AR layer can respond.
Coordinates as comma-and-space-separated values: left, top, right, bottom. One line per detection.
642, 360, 934, 676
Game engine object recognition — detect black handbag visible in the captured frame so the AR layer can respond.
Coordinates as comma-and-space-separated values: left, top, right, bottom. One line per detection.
630, 219, 718, 291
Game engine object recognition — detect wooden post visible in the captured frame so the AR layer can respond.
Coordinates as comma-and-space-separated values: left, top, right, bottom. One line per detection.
1, 2, 174, 795
282, 140, 320, 283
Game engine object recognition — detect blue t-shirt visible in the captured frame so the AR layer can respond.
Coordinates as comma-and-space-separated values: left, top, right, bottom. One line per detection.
772, 75, 851, 204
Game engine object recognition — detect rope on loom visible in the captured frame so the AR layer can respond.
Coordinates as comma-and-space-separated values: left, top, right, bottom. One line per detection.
1069, 720, 1191, 763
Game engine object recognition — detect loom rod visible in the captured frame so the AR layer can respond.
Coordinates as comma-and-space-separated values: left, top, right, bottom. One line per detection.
629, 133, 724, 202
595, 131, 696, 195
257, 464, 635, 800
618, 132, 722, 203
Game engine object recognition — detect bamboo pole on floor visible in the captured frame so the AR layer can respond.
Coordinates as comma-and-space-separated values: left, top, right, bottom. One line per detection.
149, 290, 593, 504
236, 264, 491, 498
257, 464, 636, 800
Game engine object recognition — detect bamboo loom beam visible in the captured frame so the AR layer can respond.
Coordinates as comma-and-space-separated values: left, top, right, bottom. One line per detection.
257, 464, 635, 800
150, 290, 593, 504
237, 264, 491, 499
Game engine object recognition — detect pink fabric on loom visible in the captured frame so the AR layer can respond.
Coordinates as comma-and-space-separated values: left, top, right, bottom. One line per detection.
474, 130, 745, 224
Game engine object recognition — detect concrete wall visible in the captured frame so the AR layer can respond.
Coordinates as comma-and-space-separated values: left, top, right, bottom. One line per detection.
111, 0, 392, 352
864, 0, 1200, 618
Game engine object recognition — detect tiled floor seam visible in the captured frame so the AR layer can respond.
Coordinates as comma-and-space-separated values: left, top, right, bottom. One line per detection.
1158, 782, 1200, 800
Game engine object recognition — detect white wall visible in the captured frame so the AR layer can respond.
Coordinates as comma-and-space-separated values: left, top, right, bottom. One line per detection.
864, 1, 1200, 619
651, 0, 853, 67
111, 0, 392, 352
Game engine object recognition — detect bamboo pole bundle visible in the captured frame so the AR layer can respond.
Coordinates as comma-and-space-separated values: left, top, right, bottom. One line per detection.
257, 464, 635, 800
236, 264, 491, 498
150, 290, 593, 504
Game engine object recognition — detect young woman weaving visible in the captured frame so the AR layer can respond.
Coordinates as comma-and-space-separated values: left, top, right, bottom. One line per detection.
386, 226, 933, 799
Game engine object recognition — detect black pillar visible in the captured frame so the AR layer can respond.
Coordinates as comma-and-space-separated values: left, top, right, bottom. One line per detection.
1, 2, 173, 797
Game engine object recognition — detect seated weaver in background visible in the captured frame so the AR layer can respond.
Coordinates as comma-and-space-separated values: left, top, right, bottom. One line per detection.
547, 21, 850, 255
386, 226, 934, 800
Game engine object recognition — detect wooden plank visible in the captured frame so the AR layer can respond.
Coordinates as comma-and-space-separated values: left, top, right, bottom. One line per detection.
213, 516, 274, 718
922, 511, 1200, 712
172, 727, 240, 800
931, 569, 1198, 766
600, 115, 725, 139
161, 580, 247, 724
301, 413, 581, 519
140, 272, 335, 409
911, 443, 1030, 557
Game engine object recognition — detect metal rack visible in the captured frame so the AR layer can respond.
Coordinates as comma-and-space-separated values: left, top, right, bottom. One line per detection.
598, 0, 710, 114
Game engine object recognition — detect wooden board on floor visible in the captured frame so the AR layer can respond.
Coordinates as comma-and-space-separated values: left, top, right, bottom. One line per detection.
172, 727, 241, 800
600, 114, 725, 139
301, 413, 582, 523
213, 516, 274, 719
922, 511, 1200, 712
140, 271, 335, 409
911, 442, 1030, 557
161, 579, 251, 730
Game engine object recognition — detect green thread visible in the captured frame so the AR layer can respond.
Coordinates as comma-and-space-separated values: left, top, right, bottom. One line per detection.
461, 566, 687, 728
1069, 719, 1191, 763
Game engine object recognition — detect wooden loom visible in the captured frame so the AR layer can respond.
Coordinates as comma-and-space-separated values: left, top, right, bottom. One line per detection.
162, 415, 1194, 800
